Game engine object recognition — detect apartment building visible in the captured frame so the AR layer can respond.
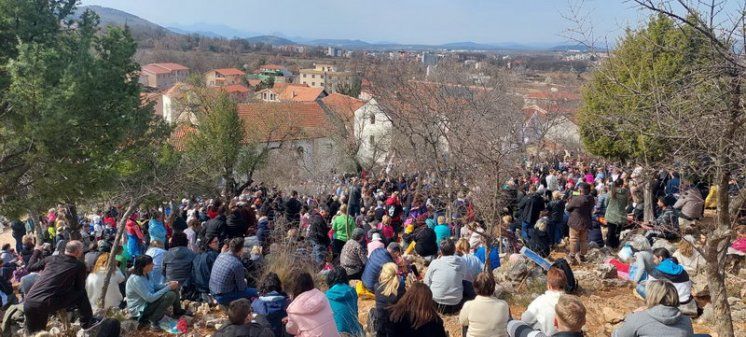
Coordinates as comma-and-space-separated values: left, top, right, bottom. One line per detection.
139, 63, 190, 90
298, 64, 354, 93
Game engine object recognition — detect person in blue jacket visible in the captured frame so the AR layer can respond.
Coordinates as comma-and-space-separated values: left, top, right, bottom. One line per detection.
325, 267, 363, 335
362, 243, 402, 291
251, 272, 289, 337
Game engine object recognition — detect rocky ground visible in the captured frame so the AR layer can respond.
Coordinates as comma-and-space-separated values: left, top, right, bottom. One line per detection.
2, 229, 745, 337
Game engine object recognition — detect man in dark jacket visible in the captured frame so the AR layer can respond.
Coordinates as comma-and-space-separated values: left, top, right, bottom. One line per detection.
362, 243, 401, 291
192, 236, 220, 302
11, 220, 26, 253
163, 232, 196, 292
24, 240, 98, 333
348, 179, 362, 217
566, 183, 595, 265
518, 185, 546, 242
200, 206, 227, 244
226, 203, 249, 239
284, 191, 303, 224
307, 207, 331, 265
405, 222, 437, 262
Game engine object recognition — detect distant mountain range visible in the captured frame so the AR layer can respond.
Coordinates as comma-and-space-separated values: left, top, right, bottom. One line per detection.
78, 5, 589, 52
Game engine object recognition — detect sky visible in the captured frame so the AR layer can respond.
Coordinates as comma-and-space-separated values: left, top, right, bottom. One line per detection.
79, 0, 649, 45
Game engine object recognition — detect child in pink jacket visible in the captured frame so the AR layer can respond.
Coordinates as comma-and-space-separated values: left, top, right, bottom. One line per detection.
285, 272, 340, 337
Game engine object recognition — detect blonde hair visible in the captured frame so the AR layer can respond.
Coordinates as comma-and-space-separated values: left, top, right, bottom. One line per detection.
552, 191, 563, 200
645, 280, 680, 308
382, 215, 391, 225
501, 215, 513, 224
555, 295, 586, 331
677, 238, 694, 258
455, 238, 470, 254
437, 216, 446, 225
339, 204, 348, 214
93, 253, 110, 272
378, 263, 400, 297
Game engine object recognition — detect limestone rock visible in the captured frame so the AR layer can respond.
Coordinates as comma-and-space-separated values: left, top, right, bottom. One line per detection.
602, 307, 625, 324
652, 239, 676, 254
586, 247, 612, 264
595, 264, 618, 279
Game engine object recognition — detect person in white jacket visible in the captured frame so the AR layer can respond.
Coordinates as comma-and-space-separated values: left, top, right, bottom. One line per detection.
520, 267, 567, 335
86, 252, 125, 312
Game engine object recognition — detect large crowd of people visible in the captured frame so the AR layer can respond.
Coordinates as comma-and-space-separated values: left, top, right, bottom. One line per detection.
0, 157, 744, 337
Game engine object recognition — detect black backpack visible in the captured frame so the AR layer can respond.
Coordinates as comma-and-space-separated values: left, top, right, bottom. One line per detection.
551, 258, 578, 294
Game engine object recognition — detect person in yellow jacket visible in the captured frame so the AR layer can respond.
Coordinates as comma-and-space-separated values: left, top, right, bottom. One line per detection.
705, 185, 718, 209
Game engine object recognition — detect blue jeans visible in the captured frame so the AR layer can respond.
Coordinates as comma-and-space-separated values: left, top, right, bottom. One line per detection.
213, 288, 258, 306
521, 221, 532, 241
312, 242, 327, 265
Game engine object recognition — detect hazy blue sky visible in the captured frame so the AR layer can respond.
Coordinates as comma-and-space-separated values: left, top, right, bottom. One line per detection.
81, 0, 648, 45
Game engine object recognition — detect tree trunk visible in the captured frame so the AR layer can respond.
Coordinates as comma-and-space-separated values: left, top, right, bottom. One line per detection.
643, 176, 655, 223
97, 199, 138, 313
703, 170, 735, 337
66, 202, 82, 240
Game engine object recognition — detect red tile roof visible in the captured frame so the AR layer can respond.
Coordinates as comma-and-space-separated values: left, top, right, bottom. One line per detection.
170, 124, 196, 151
260, 64, 287, 71
247, 79, 263, 87
320, 93, 365, 120
238, 102, 329, 142
213, 68, 246, 76
221, 84, 250, 93
278, 86, 325, 102
141, 63, 189, 75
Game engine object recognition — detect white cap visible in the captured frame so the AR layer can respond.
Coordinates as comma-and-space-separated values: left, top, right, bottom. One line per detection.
372, 233, 382, 241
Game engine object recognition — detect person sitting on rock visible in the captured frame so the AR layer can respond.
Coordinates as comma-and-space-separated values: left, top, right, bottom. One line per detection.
214, 298, 274, 337
638, 248, 696, 316
251, 272, 289, 337
362, 243, 402, 292
508, 294, 587, 337
424, 239, 473, 314
613, 280, 693, 337
520, 267, 567, 335
642, 195, 680, 244
459, 272, 510, 337
126, 255, 188, 332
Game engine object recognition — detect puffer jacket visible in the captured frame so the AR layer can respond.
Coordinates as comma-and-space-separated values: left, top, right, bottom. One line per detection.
252, 291, 289, 337
326, 284, 363, 335
163, 246, 196, 285
362, 248, 394, 291
285, 288, 340, 337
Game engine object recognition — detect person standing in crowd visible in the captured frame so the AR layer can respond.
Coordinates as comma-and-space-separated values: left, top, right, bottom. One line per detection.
285, 191, 303, 224
126, 213, 144, 259
547, 192, 567, 246
214, 298, 274, 337
331, 205, 356, 256
210, 238, 258, 306
605, 178, 630, 249
11, 220, 26, 253
517, 185, 545, 242
285, 272, 340, 337
566, 183, 594, 265
148, 212, 167, 248
126, 255, 187, 332
24, 241, 99, 334
388, 283, 448, 337
307, 206, 331, 266
325, 267, 363, 335
459, 272, 510, 337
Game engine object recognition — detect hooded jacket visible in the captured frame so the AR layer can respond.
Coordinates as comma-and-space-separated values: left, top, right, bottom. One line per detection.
612, 305, 693, 337
163, 246, 196, 285
252, 291, 289, 337
362, 248, 394, 291
226, 210, 249, 239
325, 284, 363, 335
285, 288, 340, 337
673, 188, 704, 220
424, 255, 466, 305
649, 259, 692, 304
